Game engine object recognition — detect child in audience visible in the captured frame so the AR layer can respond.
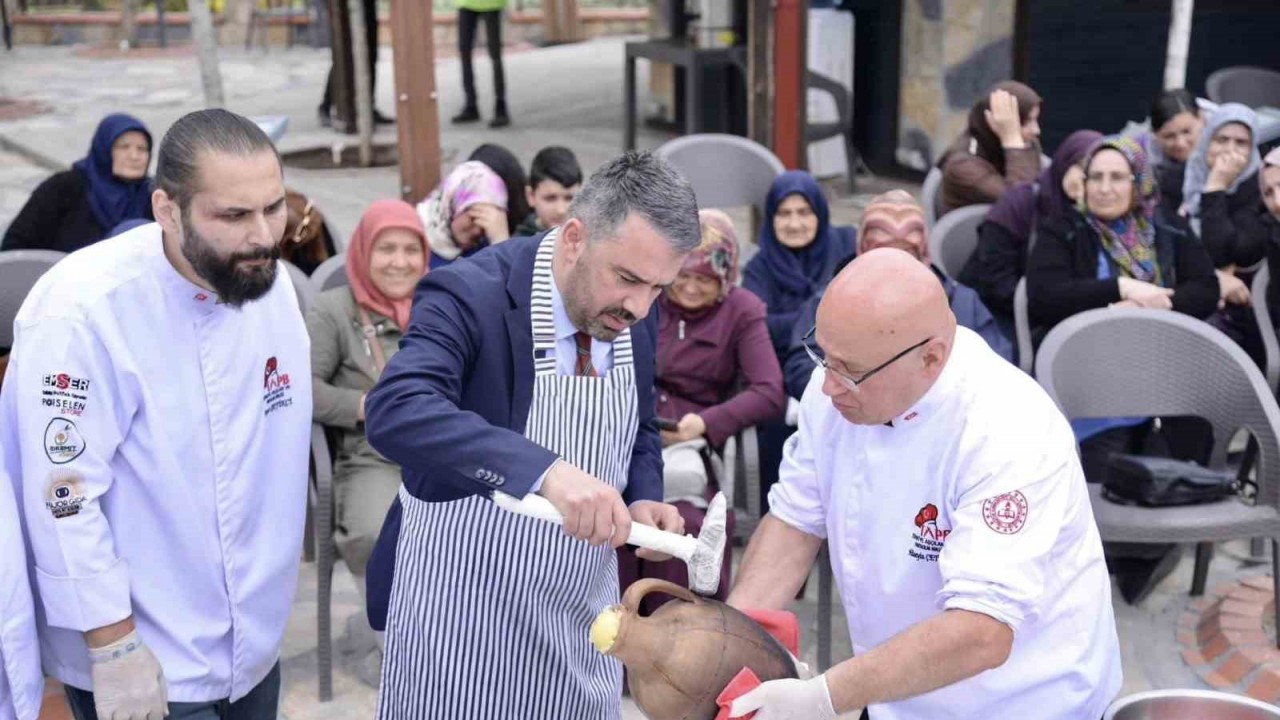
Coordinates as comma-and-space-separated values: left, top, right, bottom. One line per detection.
517, 146, 583, 236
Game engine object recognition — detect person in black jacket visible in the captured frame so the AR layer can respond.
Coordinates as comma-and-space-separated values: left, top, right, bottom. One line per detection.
1027, 135, 1219, 335
1027, 135, 1219, 605
1263, 149, 1280, 321
960, 128, 1101, 339
3, 113, 154, 253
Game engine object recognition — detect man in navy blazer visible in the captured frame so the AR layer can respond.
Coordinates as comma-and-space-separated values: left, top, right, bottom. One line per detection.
362, 153, 703, 716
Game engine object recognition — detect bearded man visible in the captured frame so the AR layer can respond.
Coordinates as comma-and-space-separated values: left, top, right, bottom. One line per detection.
363, 151, 698, 719
2, 108, 311, 720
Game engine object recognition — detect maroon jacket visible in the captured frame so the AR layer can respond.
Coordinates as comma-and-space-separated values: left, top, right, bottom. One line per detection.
655, 288, 786, 447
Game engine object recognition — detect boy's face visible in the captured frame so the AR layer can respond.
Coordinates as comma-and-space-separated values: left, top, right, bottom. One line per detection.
526, 179, 580, 229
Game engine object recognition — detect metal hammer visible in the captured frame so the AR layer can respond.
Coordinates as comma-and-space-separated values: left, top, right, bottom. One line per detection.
491, 491, 729, 595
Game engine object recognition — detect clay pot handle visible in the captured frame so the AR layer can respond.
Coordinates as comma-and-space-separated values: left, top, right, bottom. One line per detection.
621, 578, 703, 614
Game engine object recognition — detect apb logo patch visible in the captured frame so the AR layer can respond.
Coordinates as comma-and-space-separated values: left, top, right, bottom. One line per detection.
44, 418, 85, 465
262, 356, 294, 416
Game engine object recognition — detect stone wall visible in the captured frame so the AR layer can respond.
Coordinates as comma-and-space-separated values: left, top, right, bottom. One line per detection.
897, 0, 1016, 171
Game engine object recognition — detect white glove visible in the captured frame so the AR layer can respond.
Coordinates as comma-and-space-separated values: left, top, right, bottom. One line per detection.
729, 675, 838, 720
88, 631, 168, 720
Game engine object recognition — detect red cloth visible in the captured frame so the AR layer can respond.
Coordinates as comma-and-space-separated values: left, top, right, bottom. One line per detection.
345, 199, 429, 331
715, 667, 762, 720
741, 608, 800, 655
713, 609, 801, 719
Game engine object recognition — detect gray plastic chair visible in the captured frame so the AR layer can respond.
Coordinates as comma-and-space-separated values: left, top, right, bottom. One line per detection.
0, 250, 66, 348
1206, 66, 1280, 109
1253, 265, 1280, 395
921, 167, 943, 228
1035, 308, 1280, 637
720, 425, 762, 542
308, 423, 337, 701
928, 203, 991, 279
656, 134, 785, 217
310, 254, 350, 295
805, 70, 858, 190
282, 259, 315, 312
1013, 276, 1034, 374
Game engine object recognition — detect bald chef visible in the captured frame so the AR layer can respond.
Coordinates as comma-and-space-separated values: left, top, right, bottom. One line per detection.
727, 249, 1122, 720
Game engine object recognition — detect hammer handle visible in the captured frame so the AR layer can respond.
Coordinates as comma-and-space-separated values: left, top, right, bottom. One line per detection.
491, 491, 698, 560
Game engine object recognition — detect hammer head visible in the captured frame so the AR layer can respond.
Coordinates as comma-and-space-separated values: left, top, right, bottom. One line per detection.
688, 492, 728, 595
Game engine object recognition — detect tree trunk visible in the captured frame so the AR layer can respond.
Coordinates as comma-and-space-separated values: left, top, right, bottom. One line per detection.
391, 0, 442, 200
348, 0, 374, 166
1163, 0, 1194, 90
189, 0, 226, 106
119, 0, 136, 49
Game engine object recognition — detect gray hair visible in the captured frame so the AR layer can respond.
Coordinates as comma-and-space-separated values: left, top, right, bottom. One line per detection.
155, 108, 280, 210
568, 151, 700, 252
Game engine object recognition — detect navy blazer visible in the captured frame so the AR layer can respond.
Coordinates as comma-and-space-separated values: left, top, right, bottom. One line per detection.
363, 234, 664, 628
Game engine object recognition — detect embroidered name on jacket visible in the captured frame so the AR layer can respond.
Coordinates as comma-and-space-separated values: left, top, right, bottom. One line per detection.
41, 372, 90, 416
909, 503, 950, 562
263, 356, 294, 416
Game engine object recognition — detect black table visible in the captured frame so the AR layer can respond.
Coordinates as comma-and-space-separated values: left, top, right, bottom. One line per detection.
624, 38, 746, 150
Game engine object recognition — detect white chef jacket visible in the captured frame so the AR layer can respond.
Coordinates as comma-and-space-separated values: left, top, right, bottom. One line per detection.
0, 439, 42, 720
1, 223, 312, 703
771, 327, 1122, 720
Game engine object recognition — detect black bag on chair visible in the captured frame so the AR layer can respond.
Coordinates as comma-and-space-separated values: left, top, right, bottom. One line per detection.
1102, 454, 1238, 507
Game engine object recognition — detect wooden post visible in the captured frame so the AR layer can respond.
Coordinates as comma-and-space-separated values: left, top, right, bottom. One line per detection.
772, 0, 806, 169
746, 0, 770, 148
327, 0, 356, 132
1164, 0, 1194, 90
391, 0, 442, 200
189, 0, 225, 106
348, 0, 373, 165
120, 0, 136, 49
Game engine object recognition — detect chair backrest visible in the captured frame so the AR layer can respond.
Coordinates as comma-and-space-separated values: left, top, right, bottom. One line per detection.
656, 134, 785, 215
1206, 66, 1280, 108
282, 259, 315, 312
311, 254, 349, 294
921, 166, 943, 228
1035, 308, 1280, 507
1013, 276, 1034, 374
0, 250, 67, 347
1252, 265, 1280, 395
928, 203, 990, 279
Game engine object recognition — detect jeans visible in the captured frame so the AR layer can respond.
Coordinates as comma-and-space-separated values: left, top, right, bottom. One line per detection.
457, 8, 506, 108
65, 663, 281, 720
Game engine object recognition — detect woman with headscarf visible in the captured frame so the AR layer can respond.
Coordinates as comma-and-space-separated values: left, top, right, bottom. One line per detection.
1028, 135, 1218, 332
1028, 136, 1219, 605
936, 81, 1044, 217
1137, 88, 1203, 209
469, 143, 532, 236
416, 160, 510, 269
960, 129, 1102, 335
617, 209, 784, 612
1261, 149, 1280, 328
743, 170, 856, 357
3, 113, 153, 252
306, 199, 429, 669
1182, 103, 1269, 290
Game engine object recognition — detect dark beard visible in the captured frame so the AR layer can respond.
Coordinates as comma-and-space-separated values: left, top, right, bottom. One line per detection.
564, 259, 637, 341
181, 211, 280, 308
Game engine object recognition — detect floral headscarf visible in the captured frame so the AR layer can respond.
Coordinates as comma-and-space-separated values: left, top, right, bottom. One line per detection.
415, 161, 508, 261
680, 209, 740, 301
1080, 135, 1162, 285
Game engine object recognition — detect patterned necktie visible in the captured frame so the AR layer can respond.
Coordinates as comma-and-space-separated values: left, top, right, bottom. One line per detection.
574, 331, 596, 377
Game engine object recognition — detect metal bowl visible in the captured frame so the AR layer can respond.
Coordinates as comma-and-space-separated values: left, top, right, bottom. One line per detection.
1105, 690, 1280, 720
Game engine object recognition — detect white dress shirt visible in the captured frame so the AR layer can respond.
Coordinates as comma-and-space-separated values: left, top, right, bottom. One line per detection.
771, 327, 1122, 720
0, 437, 41, 720
2, 223, 312, 703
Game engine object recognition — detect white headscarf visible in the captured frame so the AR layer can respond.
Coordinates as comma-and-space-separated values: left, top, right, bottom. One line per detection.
1181, 102, 1262, 217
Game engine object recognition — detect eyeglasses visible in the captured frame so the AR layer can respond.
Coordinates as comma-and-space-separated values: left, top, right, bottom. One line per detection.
1085, 172, 1135, 188
801, 326, 931, 393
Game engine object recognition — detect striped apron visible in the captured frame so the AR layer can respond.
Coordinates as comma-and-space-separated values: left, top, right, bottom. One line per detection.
376, 233, 638, 719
